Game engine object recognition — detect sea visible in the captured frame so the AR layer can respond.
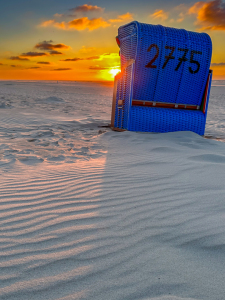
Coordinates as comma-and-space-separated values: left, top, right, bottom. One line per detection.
0, 80, 225, 300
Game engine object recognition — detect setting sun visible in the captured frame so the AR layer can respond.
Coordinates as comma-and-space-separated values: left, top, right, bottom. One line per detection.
109, 68, 121, 77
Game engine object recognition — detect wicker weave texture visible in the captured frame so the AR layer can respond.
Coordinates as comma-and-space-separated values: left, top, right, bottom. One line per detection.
128, 106, 206, 135
118, 21, 212, 106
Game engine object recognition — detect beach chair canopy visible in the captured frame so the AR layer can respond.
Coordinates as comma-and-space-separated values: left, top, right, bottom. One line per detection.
111, 21, 212, 135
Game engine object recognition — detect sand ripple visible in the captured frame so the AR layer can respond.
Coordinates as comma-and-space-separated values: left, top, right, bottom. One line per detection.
1, 81, 225, 300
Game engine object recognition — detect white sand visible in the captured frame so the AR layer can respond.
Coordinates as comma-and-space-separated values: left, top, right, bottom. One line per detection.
0, 81, 225, 300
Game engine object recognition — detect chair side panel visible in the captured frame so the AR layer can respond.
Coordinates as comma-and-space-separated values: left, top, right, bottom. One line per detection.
114, 23, 137, 129
129, 106, 206, 135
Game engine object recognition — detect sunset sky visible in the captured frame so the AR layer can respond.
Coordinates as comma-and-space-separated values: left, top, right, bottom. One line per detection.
1, 0, 225, 81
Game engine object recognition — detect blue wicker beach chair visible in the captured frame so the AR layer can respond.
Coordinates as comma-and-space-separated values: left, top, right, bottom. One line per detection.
111, 21, 212, 135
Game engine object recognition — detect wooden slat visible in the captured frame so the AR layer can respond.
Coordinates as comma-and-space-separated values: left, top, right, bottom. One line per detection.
132, 100, 200, 110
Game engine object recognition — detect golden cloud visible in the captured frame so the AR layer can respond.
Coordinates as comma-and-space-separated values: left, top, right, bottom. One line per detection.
109, 12, 134, 23
68, 17, 110, 30
189, 0, 225, 31
40, 17, 110, 31
39, 11, 134, 31
150, 9, 169, 21
40, 20, 66, 29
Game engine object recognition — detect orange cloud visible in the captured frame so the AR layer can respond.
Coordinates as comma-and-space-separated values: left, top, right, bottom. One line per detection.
189, 0, 225, 31
40, 10, 134, 31
40, 17, 110, 31
40, 20, 66, 29
109, 12, 134, 23
150, 9, 168, 21
68, 17, 110, 30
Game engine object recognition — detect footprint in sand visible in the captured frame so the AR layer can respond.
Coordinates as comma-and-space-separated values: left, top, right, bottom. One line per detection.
18, 156, 44, 165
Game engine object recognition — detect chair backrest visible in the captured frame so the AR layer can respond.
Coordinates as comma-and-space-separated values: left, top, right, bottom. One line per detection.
118, 21, 212, 106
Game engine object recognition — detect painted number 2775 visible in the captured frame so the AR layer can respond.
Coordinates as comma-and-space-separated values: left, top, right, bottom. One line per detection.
145, 44, 202, 74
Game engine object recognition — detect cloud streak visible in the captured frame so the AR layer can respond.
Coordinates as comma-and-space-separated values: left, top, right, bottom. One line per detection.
53, 68, 72, 71
70, 4, 104, 14
35, 42, 70, 51
150, 9, 168, 21
49, 50, 63, 55
60, 58, 82, 62
37, 61, 51, 65
211, 62, 225, 66
21, 52, 48, 57
40, 10, 134, 31
40, 17, 110, 31
60, 53, 118, 62
109, 12, 134, 23
10, 56, 30, 61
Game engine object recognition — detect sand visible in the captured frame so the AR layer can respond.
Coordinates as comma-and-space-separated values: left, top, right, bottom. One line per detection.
0, 80, 225, 300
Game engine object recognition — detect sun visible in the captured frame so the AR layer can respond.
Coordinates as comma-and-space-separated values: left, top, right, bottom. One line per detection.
98, 67, 121, 81
109, 67, 121, 78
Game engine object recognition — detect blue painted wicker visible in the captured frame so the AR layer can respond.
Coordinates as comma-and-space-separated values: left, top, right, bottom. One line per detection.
113, 21, 212, 135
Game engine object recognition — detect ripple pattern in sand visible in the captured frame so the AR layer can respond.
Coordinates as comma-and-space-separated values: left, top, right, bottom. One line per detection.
0, 159, 108, 300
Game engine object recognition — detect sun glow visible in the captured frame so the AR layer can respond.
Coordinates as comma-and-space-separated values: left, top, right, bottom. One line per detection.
109, 68, 121, 77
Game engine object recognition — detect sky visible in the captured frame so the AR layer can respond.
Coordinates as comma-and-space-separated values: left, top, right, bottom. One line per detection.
0, 0, 225, 81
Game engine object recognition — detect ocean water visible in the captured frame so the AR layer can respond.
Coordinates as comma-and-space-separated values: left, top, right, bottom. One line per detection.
0, 80, 225, 300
